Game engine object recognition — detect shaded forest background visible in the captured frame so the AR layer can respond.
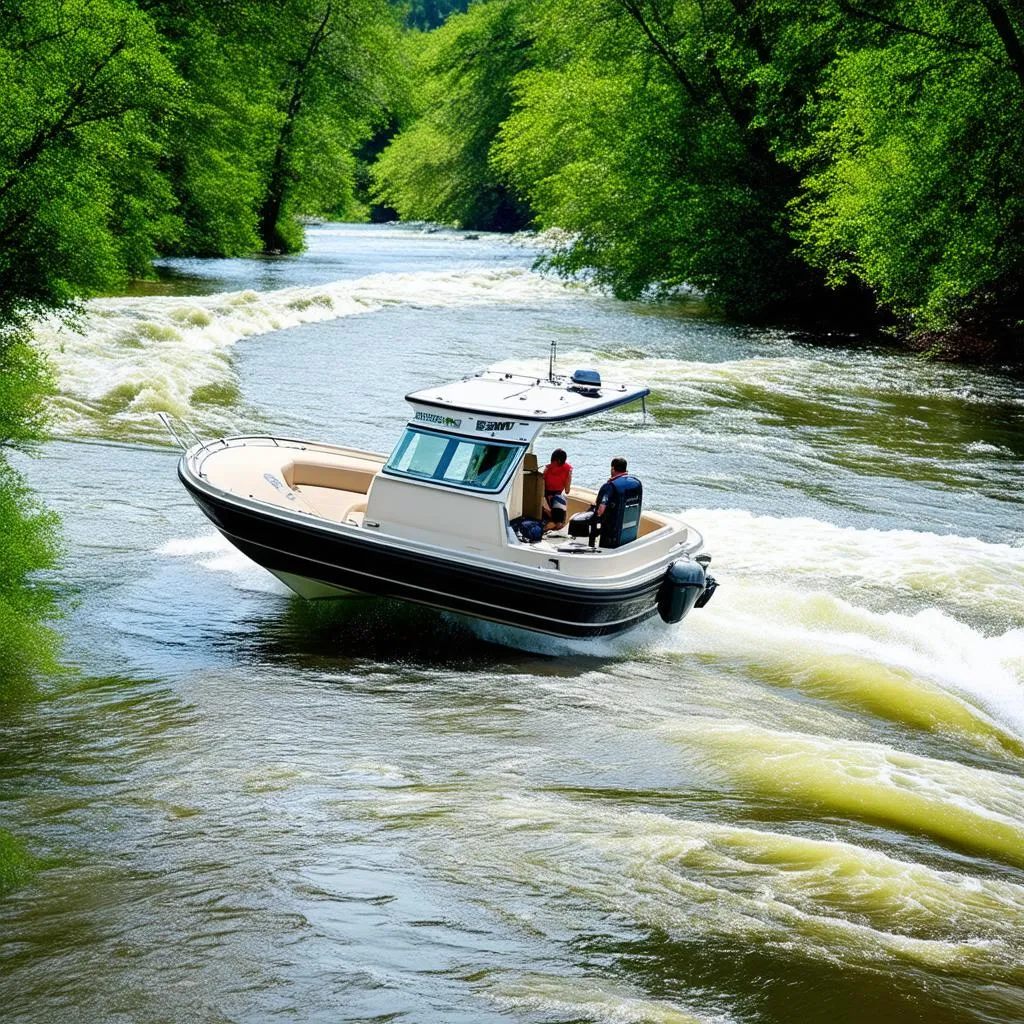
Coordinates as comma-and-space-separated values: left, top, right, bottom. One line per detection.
1, 0, 1023, 707
3, 0, 1024, 360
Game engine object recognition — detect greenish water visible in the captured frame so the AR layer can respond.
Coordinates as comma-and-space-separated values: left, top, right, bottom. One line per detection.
2, 224, 1023, 1023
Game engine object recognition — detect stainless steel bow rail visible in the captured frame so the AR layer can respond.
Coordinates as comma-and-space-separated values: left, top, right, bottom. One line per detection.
157, 411, 208, 452
157, 413, 287, 476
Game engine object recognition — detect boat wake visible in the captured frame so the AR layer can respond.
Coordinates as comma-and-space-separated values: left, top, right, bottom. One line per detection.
32, 267, 573, 441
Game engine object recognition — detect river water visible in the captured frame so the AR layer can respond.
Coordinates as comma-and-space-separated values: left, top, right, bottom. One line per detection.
3, 224, 1024, 1023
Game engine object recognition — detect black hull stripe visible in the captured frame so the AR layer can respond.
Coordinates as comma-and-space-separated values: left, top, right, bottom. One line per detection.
181, 477, 672, 638
226, 526, 659, 633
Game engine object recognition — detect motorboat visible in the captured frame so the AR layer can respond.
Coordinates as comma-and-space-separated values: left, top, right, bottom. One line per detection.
172, 367, 717, 639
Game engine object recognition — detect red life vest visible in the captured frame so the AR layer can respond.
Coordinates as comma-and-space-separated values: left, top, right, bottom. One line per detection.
543, 461, 572, 493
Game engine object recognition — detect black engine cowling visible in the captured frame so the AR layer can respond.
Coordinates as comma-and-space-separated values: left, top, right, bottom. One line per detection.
658, 560, 715, 623
568, 510, 594, 538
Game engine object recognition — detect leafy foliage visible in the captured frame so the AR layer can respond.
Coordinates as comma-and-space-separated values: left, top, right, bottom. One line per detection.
0, 325, 60, 700
143, 8, 269, 257
0, 0, 181, 322
371, 0, 533, 230
494, 0, 847, 314
795, 2, 1024, 336
0, 328, 54, 451
0, 458, 61, 692
0, 0, 410, 715
249, 0, 405, 251
375, 0, 1024, 346
144, 0, 404, 255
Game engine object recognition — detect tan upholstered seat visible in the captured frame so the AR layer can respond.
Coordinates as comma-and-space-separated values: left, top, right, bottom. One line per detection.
522, 452, 544, 520
281, 460, 376, 493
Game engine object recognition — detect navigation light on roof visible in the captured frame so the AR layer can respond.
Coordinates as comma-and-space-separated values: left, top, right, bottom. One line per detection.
570, 369, 602, 395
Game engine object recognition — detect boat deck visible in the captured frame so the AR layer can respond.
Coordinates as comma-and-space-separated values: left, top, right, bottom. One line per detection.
195, 439, 380, 526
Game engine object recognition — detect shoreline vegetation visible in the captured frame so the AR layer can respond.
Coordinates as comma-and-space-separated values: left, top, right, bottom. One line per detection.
369, 0, 1024, 365
0, 1, 1018, 366
0, 328, 60, 891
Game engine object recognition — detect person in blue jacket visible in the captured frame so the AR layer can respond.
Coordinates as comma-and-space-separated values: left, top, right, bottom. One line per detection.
588, 456, 643, 548
596, 457, 631, 519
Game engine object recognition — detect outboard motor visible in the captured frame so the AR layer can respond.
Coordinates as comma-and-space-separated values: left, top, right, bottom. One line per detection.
694, 553, 718, 607
658, 557, 717, 623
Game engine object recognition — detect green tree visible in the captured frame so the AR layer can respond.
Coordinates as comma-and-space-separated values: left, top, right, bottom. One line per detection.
0, 0, 174, 885
795, 1, 1024, 351
0, 0, 181, 320
493, 0, 848, 315
0, 455, 61, 693
253, 0, 404, 252
371, 0, 533, 231
140, 0, 404, 256
139, 0, 270, 256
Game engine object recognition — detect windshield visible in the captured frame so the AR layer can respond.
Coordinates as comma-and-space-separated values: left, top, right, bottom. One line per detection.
384, 428, 524, 492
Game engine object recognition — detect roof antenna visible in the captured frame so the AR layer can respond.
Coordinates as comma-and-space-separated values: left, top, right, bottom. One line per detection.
548, 338, 557, 382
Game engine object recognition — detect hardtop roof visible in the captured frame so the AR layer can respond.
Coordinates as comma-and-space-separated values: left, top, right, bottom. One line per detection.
406, 370, 649, 423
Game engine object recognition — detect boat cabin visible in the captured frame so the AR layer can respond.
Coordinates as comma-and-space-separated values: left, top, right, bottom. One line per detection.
360, 369, 663, 553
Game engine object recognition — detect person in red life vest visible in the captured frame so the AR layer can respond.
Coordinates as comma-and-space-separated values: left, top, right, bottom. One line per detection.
541, 448, 573, 533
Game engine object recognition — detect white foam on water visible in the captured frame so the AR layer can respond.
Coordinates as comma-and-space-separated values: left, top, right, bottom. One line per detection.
157, 534, 232, 558
158, 530, 288, 594
32, 267, 573, 438
493, 349, 822, 383
468, 506, 1024, 745
669, 583, 1023, 745
658, 509, 1024, 743
481, 972, 723, 1024
491, 350, 869, 420
354, 785, 1024, 975
692, 508, 1024, 615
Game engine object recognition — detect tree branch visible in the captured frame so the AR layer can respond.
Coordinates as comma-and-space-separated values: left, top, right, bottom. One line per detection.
0, 30, 130, 202
837, 1, 991, 54
612, 0, 706, 106
980, 0, 1024, 92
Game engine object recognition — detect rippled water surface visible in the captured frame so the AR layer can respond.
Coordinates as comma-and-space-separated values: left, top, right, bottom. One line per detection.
3, 224, 1024, 1023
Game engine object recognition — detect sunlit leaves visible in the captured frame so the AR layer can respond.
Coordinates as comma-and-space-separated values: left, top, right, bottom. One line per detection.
493, 0, 817, 315
795, 5, 1024, 332
0, 0, 181, 328
371, 0, 532, 230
